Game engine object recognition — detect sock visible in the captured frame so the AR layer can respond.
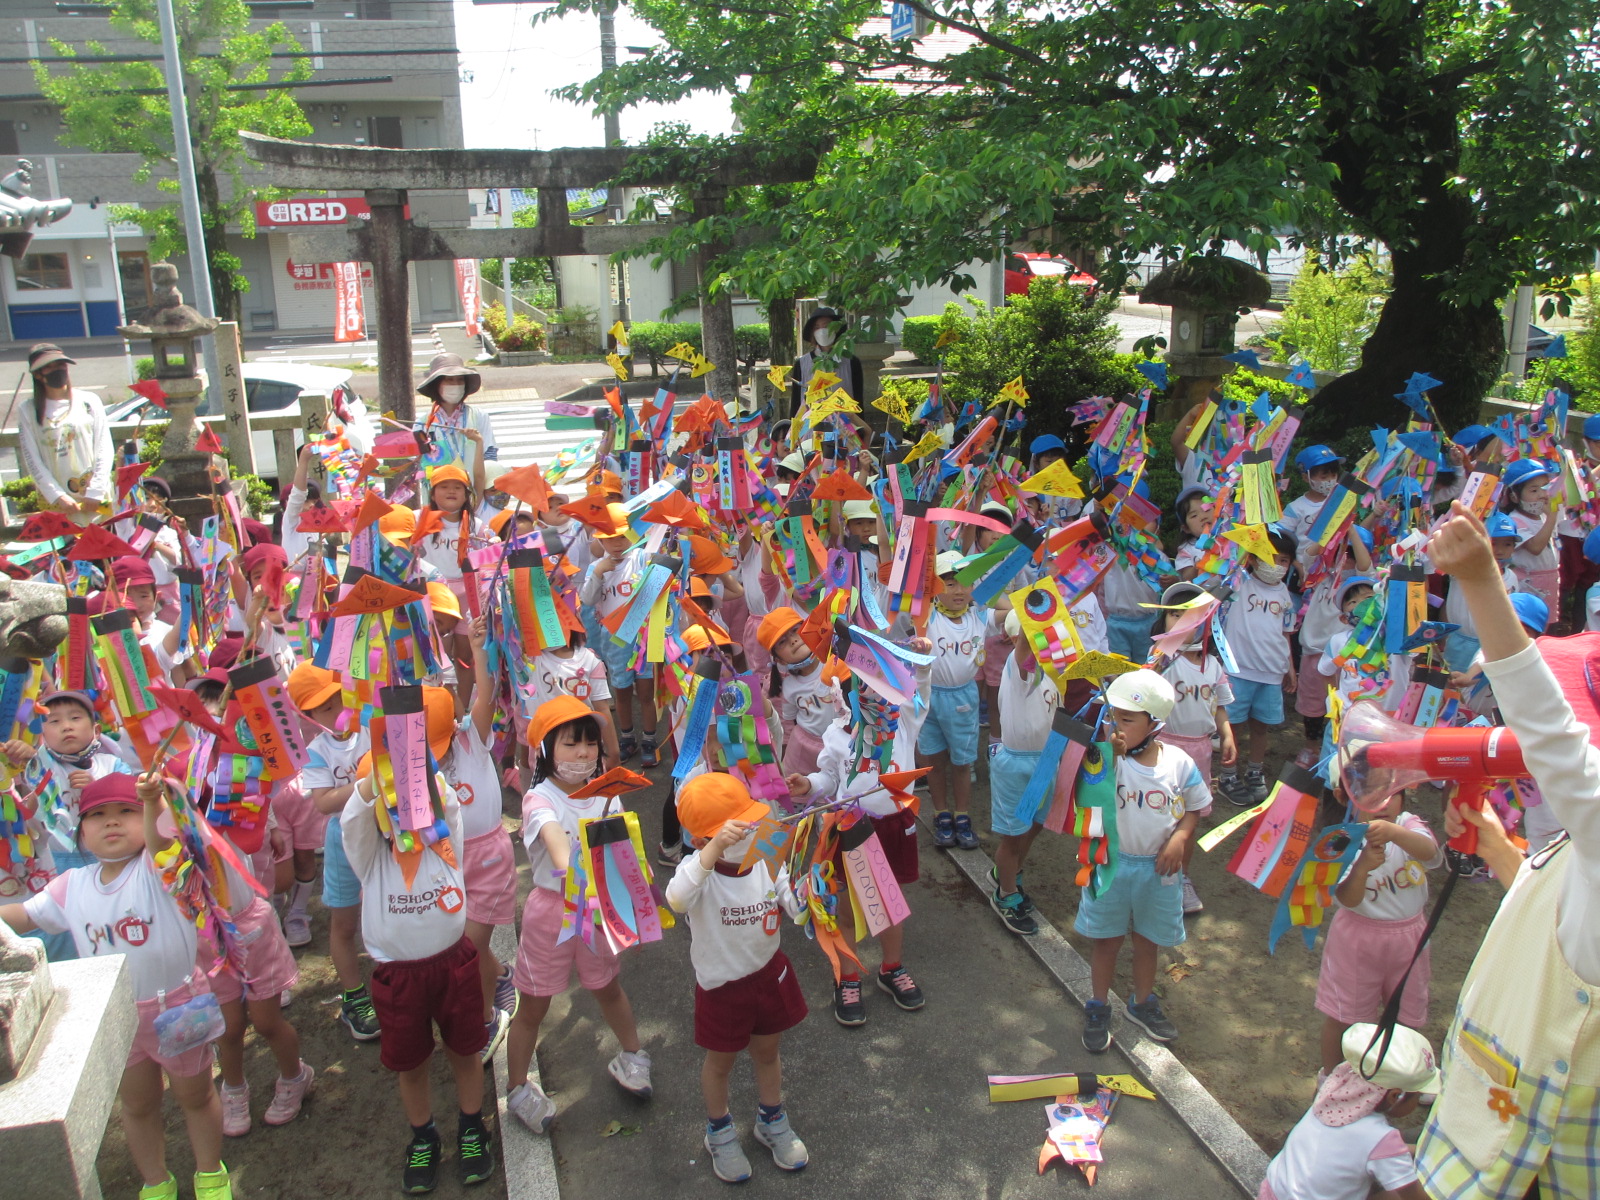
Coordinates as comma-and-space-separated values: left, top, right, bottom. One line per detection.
222, 1080, 247, 1094
287, 877, 314, 920
343, 984, 368, 1000
707, 1113, 733, 1133
879, 960, 901, 973
459, 1110, 485, 1136
412, 1120, 439, 1143
840, 971, 861, 983
757, 1101, 784, 1123
618, 726, 634, 738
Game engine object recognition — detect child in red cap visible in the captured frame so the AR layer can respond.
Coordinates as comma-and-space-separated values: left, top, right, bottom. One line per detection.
666, 772, 809, 1184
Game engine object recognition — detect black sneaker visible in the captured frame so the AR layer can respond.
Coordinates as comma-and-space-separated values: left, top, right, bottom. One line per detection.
990, 887, 1039, 936
340, 986, 381, 1042
833, 979, 866, 1026
402, 1131, 441, 1194
987, 866, 1034, 914
875, 964, 925, 1011
1125, 995, 1178, 1043
617, 733, 638, 763
953, 813, 980, 850
639, 738, 660, 769
458, 1122, 495, 1187
1082, 999, 1114, 1054
932, 811, 956, 848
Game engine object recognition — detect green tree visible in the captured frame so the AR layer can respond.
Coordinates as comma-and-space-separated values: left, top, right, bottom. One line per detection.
480, 201, 559, 306
34, 0, 312, 322
549, 0, 1600, 430
1263, 253, 1390, 375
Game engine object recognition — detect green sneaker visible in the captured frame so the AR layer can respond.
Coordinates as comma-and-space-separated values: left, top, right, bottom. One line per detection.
138, 1174, 178, 1200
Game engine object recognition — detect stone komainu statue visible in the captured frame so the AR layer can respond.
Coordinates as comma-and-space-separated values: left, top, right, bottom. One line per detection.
0, 159, 72, 259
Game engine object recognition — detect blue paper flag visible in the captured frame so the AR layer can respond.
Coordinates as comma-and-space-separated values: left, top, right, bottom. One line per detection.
1135, 360, 1168, 390
1396, 389, 1434, 419
1250, 391, 1272, 423
1400, 621, 1459, 652
1542, 334, 1567, 359
1224, 349, 1263, 369
1267, 823, 1368, 953
1401, 371, 1444, 395
1285, 360, 1317, 389
1397, 431, 1441, 464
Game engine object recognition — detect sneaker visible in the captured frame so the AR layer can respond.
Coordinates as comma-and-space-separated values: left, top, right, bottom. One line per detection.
283, 910, 311, 949
608, 1049, 653, 1098
990, 887, 1039, 936
263, 1063, 314, 1126
1293, 747, 1318, 770
833, 978, 866, 1026
279, 987, 293, 1009
480, 1009, 510, 1064
639, 737, 660, 769
932, 811, 956, 848
876, 964, 926, 1011
1243, 766, 1270, 803
979, 698, 991, 727
1125, 994, 1179, 1043
704, 1121, 752, 1184
987, 866, 1033, 913
458, 1122, 495, 1187
656, 840, 684, 869
340, 986, 382, 1041
138, 1174, 178, 1200
507, 1081, 556, 1134
220, 1082, 251, 1138
402, 1131, 441, 1194
1082, 999, 1114, 1054
617, 733, 638, 763
753, 1111, 809, 1171
953, 813, 979, 850
494, 965, 518, 1017
193, 1165, 232, 1200
1181, 875, 1204, 915
1217, 774, 1253, 807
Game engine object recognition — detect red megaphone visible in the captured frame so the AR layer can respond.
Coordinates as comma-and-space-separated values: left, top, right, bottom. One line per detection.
1335, 701, 1527, 853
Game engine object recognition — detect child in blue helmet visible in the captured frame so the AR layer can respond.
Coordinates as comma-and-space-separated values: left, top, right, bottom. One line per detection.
1500, 458, 1560, 611
1281, 445, 1346, 556
1442, 511, 1521, 673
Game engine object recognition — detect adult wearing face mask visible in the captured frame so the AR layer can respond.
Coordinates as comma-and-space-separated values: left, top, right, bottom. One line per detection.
787, 307, 864, 419
417, 352, 498, 465
16, 343, 113, 523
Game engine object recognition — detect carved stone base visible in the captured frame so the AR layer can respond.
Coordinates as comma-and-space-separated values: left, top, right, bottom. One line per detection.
0, 932, 48, 1083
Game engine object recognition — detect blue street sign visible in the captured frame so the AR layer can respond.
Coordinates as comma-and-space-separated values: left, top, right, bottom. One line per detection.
889, 2, 917, 40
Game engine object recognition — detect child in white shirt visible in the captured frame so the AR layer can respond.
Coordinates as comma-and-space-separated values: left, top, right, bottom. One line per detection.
1218, 528, 1298, 805
757, 606, 845, 777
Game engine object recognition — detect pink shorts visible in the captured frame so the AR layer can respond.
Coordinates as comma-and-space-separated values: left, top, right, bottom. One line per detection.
249, 843, 280, 894
1520, 567, 1560, 612
1295, 658, 1336, 719
512, 886, 622, 998
462, 827, 517, 926
1159, 732, 1214, 784
209, 896, 299, 1005
980, 633, 1010, 687
1315, 907, 1430, 1026
271, 781, 329, 852
128, 975, 217, 1077
781, 724, 825, 777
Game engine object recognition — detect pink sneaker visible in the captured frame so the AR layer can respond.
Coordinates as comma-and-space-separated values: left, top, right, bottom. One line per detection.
221, 1082, 251, 1137
263, 1062, 314, 1126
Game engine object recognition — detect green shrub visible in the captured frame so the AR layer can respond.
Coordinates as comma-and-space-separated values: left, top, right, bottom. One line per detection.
134, 357, 156, 382
482, 302, 546, 353
2, 477, 40, 516
899, 315, 945, 363
630, 321, 703, 376
1259, 253, 1388, 374
734, 323, 770, 371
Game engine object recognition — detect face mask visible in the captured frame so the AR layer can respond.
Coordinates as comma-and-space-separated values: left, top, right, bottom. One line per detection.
1518, 498, 1546, 517
1254, 563, 1288, 586
813, 325, 836, 349
1308, 477, 1336, 496
781, 653, 817, 676
40, 368, 68, 388
721, 831, 755, 863
439, 381, 467, 404
553, 757, 595, 784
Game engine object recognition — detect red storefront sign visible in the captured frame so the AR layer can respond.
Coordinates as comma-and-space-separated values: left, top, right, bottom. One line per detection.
257, 198, 372, 226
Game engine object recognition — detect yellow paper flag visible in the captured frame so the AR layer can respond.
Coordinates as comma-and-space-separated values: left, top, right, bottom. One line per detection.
990, 375, 1029, 408
1184, 399, 1218, 450
608, 320, 628, 346
1222, 522, 1279, 562
605, 352, 629, 382
689, 353, 715, 379
1197, 792, 1278, 852
1062, 651, 1140, 680
665, 340, 698, 361
767, 364, 791, 392
812, 387, 860, 418
903, 430, 946, 463
1019, 459, 1085, 499
806, 369, 841, 400
935, 327, 961, 350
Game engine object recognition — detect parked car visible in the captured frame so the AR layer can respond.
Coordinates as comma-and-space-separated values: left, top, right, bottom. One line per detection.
1003, 251, 1098, 297
104, 363, 360, 485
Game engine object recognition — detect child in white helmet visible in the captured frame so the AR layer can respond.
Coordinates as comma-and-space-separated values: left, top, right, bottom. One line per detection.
1077, 669, 1211, 1055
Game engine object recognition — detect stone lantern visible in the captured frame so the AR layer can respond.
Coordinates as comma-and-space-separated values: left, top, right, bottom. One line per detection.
1139, 256, 1272, 407
118, 263, 221, 522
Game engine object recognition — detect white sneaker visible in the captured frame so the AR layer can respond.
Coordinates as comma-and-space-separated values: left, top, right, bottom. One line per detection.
283, 910, 312, 948
221, 1081, 251, 1137
507, 1081, 556, 1134
480, 1009, 510, 1064
279, 987, 293, 1009
753, 1111, 809, 1171
608, 1049, 653, 1098
1181, 874, 1204, 915
704, 1121, 752, 1183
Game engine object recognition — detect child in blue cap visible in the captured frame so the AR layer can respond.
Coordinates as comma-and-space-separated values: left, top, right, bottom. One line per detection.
1499, 458, 1560, 611
1281, 445, 1345, 553
1583, 527, 1600, 632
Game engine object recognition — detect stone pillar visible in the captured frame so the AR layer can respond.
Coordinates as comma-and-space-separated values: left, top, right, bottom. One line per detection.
367, 188, 414, 424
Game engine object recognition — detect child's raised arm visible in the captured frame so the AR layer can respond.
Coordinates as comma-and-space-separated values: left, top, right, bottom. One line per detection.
138, 772, 176, 853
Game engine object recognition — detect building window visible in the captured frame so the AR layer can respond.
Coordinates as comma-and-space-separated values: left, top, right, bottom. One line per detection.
369, 116, 403, 148
13, 252, 71, 291
0, 122, 17, 157
359, 0, 392, 19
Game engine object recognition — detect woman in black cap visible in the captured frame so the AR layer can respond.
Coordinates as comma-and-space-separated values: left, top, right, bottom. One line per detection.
788, 307, 865, 419
16, 343, 113, 522
417, 351, 498, 465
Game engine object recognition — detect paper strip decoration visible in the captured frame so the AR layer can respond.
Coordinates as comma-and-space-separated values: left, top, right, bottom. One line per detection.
227, 656, 309, 780
1268, 822, 1367, 953
1225, 764, 1322, 897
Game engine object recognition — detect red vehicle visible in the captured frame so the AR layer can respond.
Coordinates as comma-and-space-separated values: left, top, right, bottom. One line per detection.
1003, 251, 1098, 297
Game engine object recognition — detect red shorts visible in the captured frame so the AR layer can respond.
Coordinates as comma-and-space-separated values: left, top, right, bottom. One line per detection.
209, 896, 298, 1005
694, 950, 808, 1053
370, 936, 488, 1072
462, 827, 517, 927
868, 807, 920, 885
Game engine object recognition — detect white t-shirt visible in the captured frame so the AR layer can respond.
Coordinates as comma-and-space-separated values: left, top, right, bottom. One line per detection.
664, 855, 799, 991
805, 668, 932, 817
1265, 1110, 1417, 1200
894, 607, 984, 689
1338, 810, 1443, 922
301, 728, 370, 793
1101, 559, 1157, 619
25, 852, 198, 1001
998, 652, 1060, 752
779, 663, 846, 738
1443, 563, 1518, 639
1067, 589, 1110, 655
1174, 541, 1201, 574
1224, 571, 1294, 684
416, 512, 483, 581
1280, 492, 1327, 563
521, 778, 621, 894
530, 647, 613, 709
1113, 743, 1211, 856
340, 781, 466, 964
1508, 508, 1557, 575
1161, 653, 1234, 739
444, 718, 504, 842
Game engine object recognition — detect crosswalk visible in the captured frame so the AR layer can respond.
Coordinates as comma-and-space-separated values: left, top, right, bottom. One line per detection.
475, 402, 603, 482
251, 336, 441, 368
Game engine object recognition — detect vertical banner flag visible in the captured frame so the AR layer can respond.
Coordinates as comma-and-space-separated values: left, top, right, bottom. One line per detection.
332, 261, 365, 343
455, 259, 481, 337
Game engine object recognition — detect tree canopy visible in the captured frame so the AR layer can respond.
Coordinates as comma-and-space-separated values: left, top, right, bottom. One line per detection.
35, 0, 312, 322
547, 0, 1600, 427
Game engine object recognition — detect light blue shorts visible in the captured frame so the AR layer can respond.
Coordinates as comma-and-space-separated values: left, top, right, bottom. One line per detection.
1073, 854, 1187, 947
917, 681, 980, 766
321, 814, 362, 910
1226, 676, 1285, 727
989, 746, 1044, 836
583, 604, 637, 688
1105, 612, 1154, 664
1444, 634, 1481, 675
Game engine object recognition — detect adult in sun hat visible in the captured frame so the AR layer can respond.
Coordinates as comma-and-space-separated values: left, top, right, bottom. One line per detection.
16, 342, 113, 522
788, 306, 863, 418
417, 350, 498, 463
1262, 1022, 1438, 1200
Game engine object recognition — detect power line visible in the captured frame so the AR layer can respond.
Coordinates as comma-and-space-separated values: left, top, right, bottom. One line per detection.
0, 76, 395, 101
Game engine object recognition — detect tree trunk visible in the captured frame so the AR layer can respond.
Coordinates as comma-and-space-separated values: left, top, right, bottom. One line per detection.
694, 187, 740, 405
194, 163, 239, 323
767, 297, 796, 368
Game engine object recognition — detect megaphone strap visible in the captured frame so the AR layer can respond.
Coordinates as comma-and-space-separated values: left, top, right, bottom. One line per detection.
1361, 864, 1462, 1080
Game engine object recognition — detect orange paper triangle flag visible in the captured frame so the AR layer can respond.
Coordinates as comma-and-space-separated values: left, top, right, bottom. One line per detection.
810, 470, 873, 502
394, 845, 423, 890
493, 461, 555, 512
567, 766, 653, 800
411, 508, 445, 543
638, 490, 708, 531
329, 575, 426, 617
352, 489, 395, 535
559, 495, 618, 534
431, 836, 458, 871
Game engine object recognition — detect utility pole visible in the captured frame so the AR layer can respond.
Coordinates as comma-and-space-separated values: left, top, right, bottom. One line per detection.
598, 2, 628, 337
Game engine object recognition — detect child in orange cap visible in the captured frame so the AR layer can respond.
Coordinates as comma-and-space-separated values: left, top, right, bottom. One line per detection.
577, 503, 659, 767
666, 772, 808, 1184
417, 461, 488, 610
757, 607, 845, 777
505, 695, 649, 1136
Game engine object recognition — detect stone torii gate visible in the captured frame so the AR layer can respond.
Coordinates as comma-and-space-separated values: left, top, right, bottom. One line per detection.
241, 134, 821, 421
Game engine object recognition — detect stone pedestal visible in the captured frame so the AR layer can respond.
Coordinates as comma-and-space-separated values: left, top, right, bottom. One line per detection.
0, 955, 135, 1200
852, 341, 897, 408
0, 932, 48, 1083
